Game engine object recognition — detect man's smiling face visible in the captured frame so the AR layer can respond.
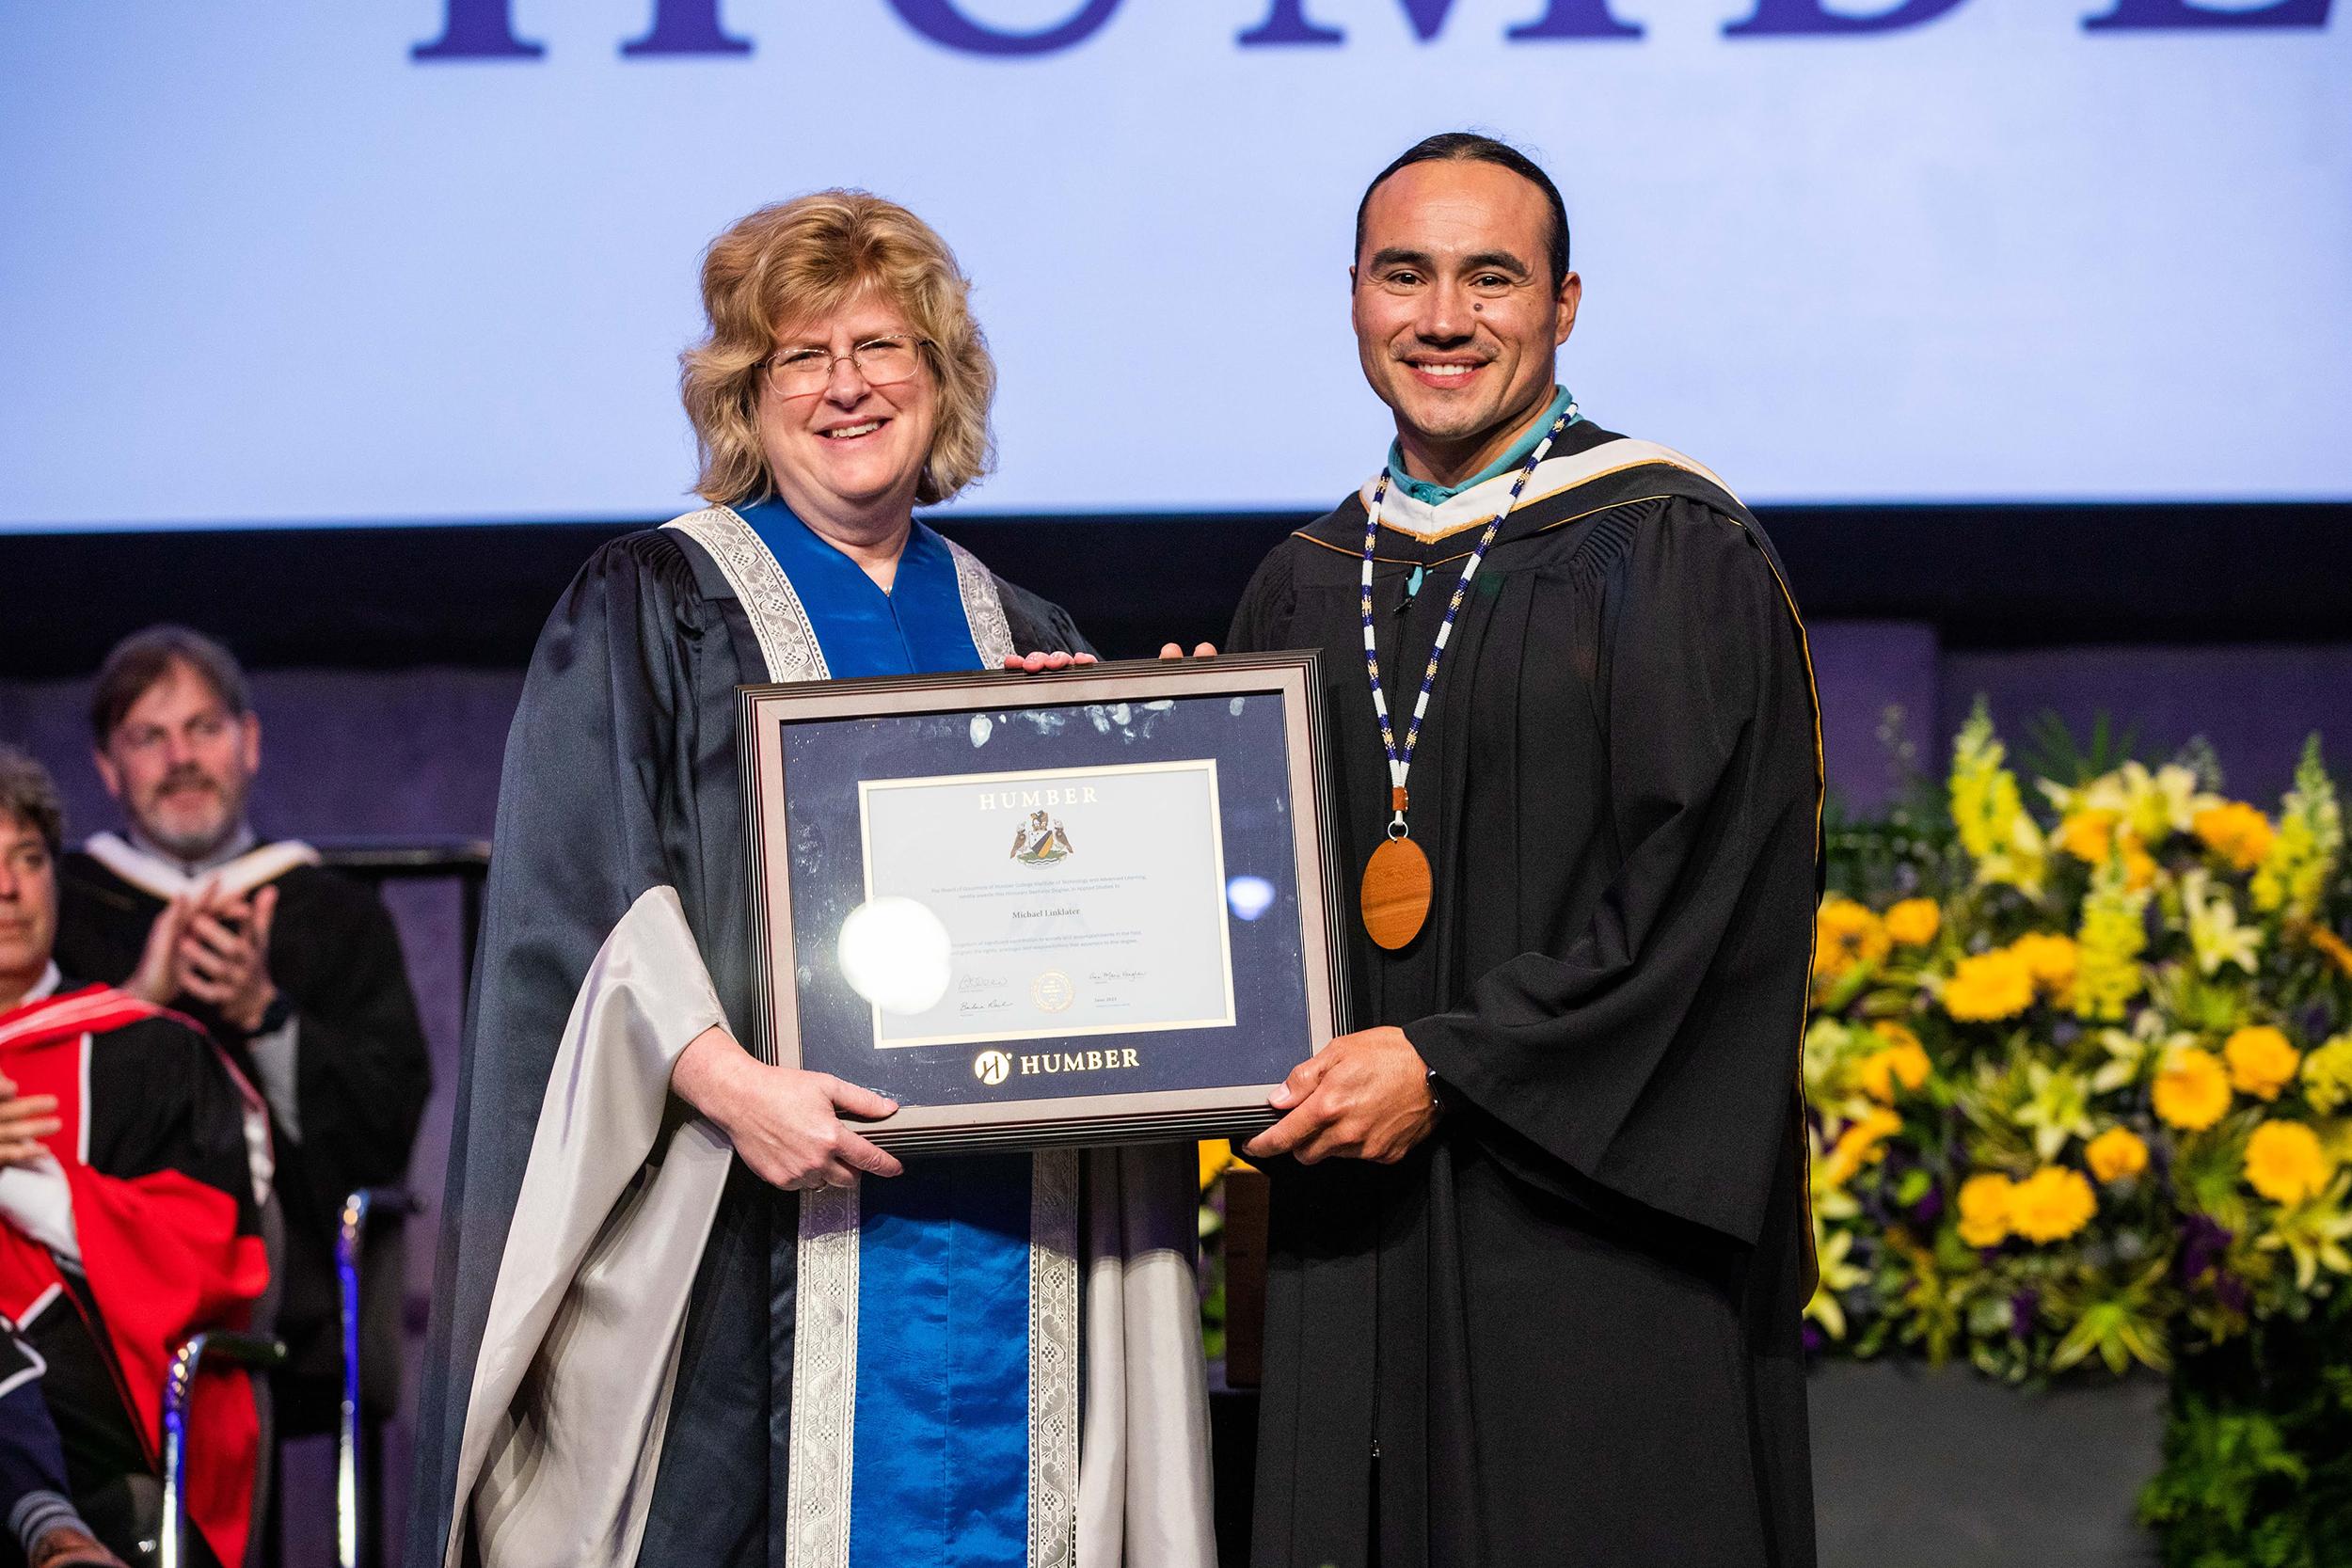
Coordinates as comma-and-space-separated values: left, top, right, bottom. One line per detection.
1351, 159, 1581, 486
93, 659, 258, 863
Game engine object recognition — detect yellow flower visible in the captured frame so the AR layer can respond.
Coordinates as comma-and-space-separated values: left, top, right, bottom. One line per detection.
1813, 895, 1890, 981
2074, 854, 2151, 1022
2010, 931, 2080, 1004
1820, 1108, 1904, 1188
2017, 1061, 2098, 1162
2304, 1035, 2352, 1117
2181, 867, 2262, 977
2307, 925, 2352, 982
2120, 761, 2212, 845
1871, 1020, 1924, 1053
2153, 1046, 2233, 1132
2194, 801, 2276, 872
2120, 836, 2159, 893
1957, 1173, 2016, 1247
2258, 1176, 2352, 1291
2058, 810, 2119, 864
2086, 1127, 2150, 1183
1950, 700, 2047, 895
1805, 1221, 1868, 1338
2224, 1026, 2301, 1101
1943, 947, 2036, 1022
1854, 1040, 1933, 1104
2009, 1166, 2098, 1243
2252, 738, 2343, 922
1883, 898, 1941, 947
1198, 1139, 1235, 1192
2244, 1120, 2333, 1207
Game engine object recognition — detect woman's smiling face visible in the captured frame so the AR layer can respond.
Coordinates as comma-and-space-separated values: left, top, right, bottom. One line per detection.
755, 287, 939, 528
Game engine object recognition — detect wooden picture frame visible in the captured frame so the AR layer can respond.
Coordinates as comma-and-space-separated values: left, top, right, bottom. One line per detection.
739, 652, 1348, 1154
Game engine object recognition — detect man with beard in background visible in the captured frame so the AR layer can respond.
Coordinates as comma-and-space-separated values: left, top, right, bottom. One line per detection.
51, 627, 431, 1520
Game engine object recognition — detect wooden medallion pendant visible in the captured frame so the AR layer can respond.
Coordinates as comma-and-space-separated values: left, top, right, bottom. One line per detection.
1361, 833, 1432, 950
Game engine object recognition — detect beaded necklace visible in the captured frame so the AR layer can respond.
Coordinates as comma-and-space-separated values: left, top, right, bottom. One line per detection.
1357, 402, 1576, 949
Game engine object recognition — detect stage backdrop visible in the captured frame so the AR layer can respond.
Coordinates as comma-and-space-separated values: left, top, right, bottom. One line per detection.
1, 0, 2345, 532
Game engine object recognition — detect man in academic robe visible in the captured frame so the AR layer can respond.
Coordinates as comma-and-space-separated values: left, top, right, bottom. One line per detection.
51, 626, 432, 1443
0, 748, 272, 1568
1222, 135, 1822, 1567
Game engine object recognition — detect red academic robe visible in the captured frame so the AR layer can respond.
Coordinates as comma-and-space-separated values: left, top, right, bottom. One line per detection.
0, 985, 271, 1568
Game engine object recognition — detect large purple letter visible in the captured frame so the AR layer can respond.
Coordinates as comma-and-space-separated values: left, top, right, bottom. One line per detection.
886, 0, 1121, 55
1239, 0, 1458, 40
1508, 0, 1643, 40
1239, 0, 1637, 42
412, 0, 544, 59
2083, 0, 2326, 28
1724, 0, 1966, 34
623, 0, 752, 55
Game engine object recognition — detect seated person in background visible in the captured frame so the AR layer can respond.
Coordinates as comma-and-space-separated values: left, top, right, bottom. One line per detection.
0, 1327, 128, 1568
0, 748, 270, 1568
52, 627, 430, 1438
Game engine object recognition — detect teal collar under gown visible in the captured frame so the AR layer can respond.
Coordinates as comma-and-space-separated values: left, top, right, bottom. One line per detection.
736, 498, 1041, 1567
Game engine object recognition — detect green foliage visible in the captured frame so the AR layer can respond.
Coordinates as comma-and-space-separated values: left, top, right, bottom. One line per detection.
2019, 708, 2146, 787
2140, 1290, 2352, 1568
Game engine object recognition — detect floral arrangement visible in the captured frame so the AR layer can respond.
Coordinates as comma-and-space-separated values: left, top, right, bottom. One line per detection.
1805, 704, 2351, 1383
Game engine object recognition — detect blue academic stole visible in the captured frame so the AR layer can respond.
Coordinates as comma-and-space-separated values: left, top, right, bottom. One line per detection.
736, 500, 1039, 1567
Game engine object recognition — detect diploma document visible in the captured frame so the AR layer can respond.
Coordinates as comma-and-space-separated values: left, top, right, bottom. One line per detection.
858, 760, 1238, 1048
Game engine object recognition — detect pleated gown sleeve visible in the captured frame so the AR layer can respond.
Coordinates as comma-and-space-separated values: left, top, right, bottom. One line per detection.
1401, 505, 1820, 1250
408, 531, 742, 1568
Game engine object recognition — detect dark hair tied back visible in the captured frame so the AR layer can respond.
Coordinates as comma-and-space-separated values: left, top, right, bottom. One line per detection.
1355, 131, 1572, 291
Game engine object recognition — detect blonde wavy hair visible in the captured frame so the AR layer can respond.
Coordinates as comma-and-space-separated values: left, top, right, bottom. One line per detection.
682, 191, 996, 508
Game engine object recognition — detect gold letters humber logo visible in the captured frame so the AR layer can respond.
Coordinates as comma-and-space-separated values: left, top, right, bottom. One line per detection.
974, 1050, 1012, 1085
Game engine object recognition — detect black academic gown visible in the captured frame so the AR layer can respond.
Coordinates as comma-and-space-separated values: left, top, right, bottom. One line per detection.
55, 853, 433, 1431
405, 527, 1090, 1568
1228, 422, 1822, 1568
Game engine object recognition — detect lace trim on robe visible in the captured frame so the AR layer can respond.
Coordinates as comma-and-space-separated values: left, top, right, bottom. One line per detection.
944, 536, 1019, 666
1029, 1150, 1081, 1568
784, 1185, 861, 1568
685, 507, 1075, 1568
664, 507, 831, 683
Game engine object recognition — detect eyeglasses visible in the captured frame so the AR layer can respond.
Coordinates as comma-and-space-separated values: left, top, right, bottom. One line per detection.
765, 336, 930, 397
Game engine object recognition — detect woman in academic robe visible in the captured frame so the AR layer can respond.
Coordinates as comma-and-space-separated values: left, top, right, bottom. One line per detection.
407, 193, 1215, 1568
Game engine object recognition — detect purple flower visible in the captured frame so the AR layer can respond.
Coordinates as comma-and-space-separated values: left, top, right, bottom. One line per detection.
2216, 1273, 2251, 1316
2010, 1290, 2039, 1338
2180, 1214, 2233, 1284
1802, 1323, 1826, 1355
2052, 1020, 2081, 1049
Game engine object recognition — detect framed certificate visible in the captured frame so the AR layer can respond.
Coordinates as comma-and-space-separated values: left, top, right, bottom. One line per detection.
739, 653, 1347, 1153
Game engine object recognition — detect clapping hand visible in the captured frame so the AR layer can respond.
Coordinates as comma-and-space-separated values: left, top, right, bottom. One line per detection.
123, 881, 282, 1033
177, 885, 281, 1035
125, 891, 198, 1006
0, 1076, 62, 1168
